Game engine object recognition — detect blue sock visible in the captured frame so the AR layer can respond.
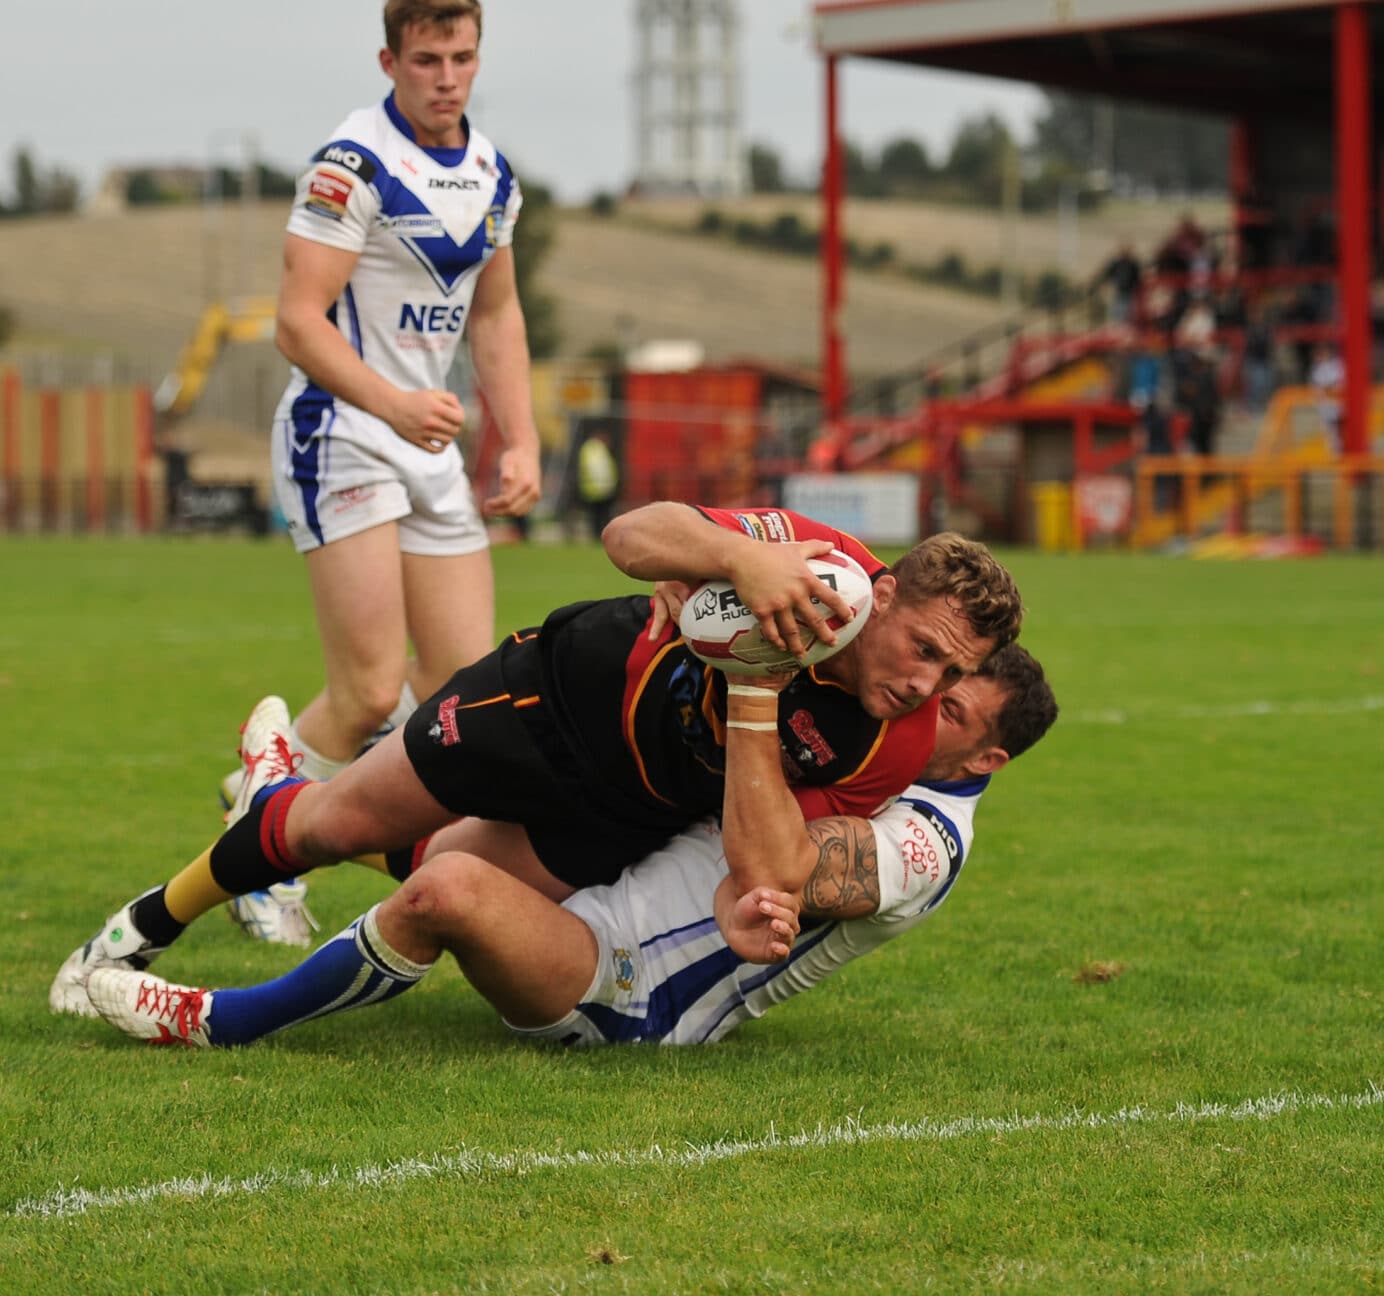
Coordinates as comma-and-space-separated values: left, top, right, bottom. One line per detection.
205, 904, 433, 1046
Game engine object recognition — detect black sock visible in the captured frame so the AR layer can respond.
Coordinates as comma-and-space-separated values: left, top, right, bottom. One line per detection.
129, 887, 188, 949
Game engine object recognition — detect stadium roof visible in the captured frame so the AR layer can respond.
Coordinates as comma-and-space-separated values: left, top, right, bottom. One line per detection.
811, 0, 1383, 118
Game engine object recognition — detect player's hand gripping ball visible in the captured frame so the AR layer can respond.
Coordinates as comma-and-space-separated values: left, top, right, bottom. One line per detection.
679, 549, 873, 676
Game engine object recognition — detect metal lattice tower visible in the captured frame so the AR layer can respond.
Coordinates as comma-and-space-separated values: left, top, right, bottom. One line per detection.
632, 0, 746, 196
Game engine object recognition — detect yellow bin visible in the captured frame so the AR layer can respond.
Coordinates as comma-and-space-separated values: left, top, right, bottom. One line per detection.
1029, 481, 1075, 551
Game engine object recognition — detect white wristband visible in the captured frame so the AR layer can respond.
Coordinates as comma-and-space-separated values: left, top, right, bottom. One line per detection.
727, 683, 780, 699
726, 719, 779, 732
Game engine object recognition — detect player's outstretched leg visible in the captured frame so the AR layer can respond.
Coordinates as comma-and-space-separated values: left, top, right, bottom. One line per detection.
219, 683, 418, 944
88, 903, 433, 1048
50, 696, 314, 1016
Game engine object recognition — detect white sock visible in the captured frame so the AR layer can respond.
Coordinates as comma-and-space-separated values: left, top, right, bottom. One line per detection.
288, 720, 351, 782
387, 679, 419, 730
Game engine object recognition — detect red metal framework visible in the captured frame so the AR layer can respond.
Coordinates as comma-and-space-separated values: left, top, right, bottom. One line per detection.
814, 1, 1381, 456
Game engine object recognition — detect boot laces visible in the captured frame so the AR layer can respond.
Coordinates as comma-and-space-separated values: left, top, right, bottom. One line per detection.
135, 979, 206, 1041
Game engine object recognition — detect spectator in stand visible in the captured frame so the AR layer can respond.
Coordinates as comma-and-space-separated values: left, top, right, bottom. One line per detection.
1155, 213, 1208, 276
1176, 351, 1223, 457
1235, 185, 1276, 270
1283, 287, 1323, 384
1134, 390, 1177, 511
1309, 344, 1344, 451
1174, 292, 1217, 359
1242, 306, 1278, 412
1093, 242, 1142, 325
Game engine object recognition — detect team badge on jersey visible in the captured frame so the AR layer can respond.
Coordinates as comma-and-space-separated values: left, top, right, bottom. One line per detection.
612, 948, 635, 993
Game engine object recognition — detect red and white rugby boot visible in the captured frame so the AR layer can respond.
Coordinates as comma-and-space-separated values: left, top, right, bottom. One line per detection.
87, 968, 213, 1048
224, 695, 303, 828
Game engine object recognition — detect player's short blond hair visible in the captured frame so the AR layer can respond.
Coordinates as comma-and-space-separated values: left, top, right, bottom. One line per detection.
887, 531, 1023, 650
384, 0, 482, 53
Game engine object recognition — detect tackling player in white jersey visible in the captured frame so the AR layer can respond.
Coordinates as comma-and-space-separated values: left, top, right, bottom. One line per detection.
221, 0, 542, 945
85, 645, 1057, 1049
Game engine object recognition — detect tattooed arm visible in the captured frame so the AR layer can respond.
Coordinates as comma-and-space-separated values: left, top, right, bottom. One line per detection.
798, 816, 881, 920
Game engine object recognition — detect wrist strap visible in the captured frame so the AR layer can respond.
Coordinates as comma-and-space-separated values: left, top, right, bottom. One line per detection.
727, 683, 780, 699
726, 719, 779, 732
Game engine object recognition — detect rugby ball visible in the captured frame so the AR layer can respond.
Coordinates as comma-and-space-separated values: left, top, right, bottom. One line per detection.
679, 549, 874, 676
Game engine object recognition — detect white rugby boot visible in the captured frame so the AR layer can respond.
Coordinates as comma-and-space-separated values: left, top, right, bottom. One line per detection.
87, 968, 213, 1048
224, 695, 302, 827
220, 696, 313, 943
49, 888, 170, 1017
225, 878, 319, 947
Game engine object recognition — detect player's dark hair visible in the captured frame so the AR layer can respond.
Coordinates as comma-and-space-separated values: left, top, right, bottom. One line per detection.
887, 532, 1024, 649
975, 643, 1058, 760
384, 0, 482, 53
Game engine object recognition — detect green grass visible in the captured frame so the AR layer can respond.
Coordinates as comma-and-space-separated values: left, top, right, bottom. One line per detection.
0, 537, 1380, 1294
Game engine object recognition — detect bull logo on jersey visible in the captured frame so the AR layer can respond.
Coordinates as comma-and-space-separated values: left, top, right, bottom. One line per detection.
612, 948, 635, 993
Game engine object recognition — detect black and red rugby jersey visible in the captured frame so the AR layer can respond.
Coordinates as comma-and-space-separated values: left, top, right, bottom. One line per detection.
517, 506, 939, 827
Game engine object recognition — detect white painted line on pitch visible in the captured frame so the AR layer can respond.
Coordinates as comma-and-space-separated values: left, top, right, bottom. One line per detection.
1069, 694, 1384, 726
10, 1083, 1380, 1222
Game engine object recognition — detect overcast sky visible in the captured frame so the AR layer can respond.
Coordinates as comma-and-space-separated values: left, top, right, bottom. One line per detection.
1, 0, 1043, 203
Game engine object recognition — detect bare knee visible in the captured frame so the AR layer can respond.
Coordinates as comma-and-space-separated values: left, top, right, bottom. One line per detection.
386, 853, 486, 934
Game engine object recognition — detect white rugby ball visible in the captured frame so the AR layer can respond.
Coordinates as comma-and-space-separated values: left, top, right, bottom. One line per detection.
679, 549, 874, 676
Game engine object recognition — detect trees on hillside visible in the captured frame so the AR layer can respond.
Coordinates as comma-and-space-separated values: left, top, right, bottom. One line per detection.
746, 90, 1228, 208
0, 147, 80, 217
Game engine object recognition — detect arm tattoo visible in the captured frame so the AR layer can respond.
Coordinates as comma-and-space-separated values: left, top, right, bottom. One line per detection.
802, 817, 880, 919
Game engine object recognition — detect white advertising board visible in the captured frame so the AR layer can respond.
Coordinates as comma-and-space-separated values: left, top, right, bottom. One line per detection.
782, 473, 920, 545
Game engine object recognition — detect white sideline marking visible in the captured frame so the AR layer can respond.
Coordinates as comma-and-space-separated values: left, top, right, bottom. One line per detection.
10, 1083, 1380, 1222
1070, 694, 1384, 726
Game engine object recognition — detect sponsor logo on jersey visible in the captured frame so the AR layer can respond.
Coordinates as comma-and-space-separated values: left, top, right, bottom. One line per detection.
899, 814, 945, 888
429, 176, 481, 191
381, 214, 447, 238
312, 143, 377, 182
925, 808, 961, 864
428, 694, 463, 746
305, 170, 352, 221
788, 708, 836, 766
731, 511, 791, 543
398, 302, 467, 334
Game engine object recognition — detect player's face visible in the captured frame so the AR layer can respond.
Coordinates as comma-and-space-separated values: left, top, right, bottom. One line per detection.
381, 18, 481, 148
850, 580, 994, 720
923, 675, 1005, 780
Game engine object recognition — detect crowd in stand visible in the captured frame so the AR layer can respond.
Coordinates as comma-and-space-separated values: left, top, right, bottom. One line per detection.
1092, 202, 1353, 463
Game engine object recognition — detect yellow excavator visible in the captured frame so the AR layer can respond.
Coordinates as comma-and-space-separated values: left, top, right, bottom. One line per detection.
153, 297, 278, 419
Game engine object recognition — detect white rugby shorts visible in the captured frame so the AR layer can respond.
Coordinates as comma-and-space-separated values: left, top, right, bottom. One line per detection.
272, 404, 488, 556
503, 823, 743, 1048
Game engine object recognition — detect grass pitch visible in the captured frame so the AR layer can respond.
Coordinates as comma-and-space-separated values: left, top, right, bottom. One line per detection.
0, 536, 1380, 1294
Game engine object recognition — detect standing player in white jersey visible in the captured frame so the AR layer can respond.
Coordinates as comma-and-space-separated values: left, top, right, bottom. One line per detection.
225, 0, 541, 943
85, 646, 1058, 1050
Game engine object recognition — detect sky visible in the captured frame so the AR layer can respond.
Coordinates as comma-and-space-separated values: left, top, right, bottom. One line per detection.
0, 0, 1044, 204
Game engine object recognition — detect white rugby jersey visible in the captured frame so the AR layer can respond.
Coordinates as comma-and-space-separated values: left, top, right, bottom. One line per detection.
554, 775, 987, 1046
274, 94, 522, 430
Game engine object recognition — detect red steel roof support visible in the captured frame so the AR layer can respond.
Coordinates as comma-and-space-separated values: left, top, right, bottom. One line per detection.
1335, 1, 1372, 456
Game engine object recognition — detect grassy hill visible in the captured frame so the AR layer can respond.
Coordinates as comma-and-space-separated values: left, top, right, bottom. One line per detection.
0, 193, 1226, 379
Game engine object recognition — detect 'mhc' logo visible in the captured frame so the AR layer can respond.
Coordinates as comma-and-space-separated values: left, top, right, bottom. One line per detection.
399, 303, 466, 333
313, 143, 377, 182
